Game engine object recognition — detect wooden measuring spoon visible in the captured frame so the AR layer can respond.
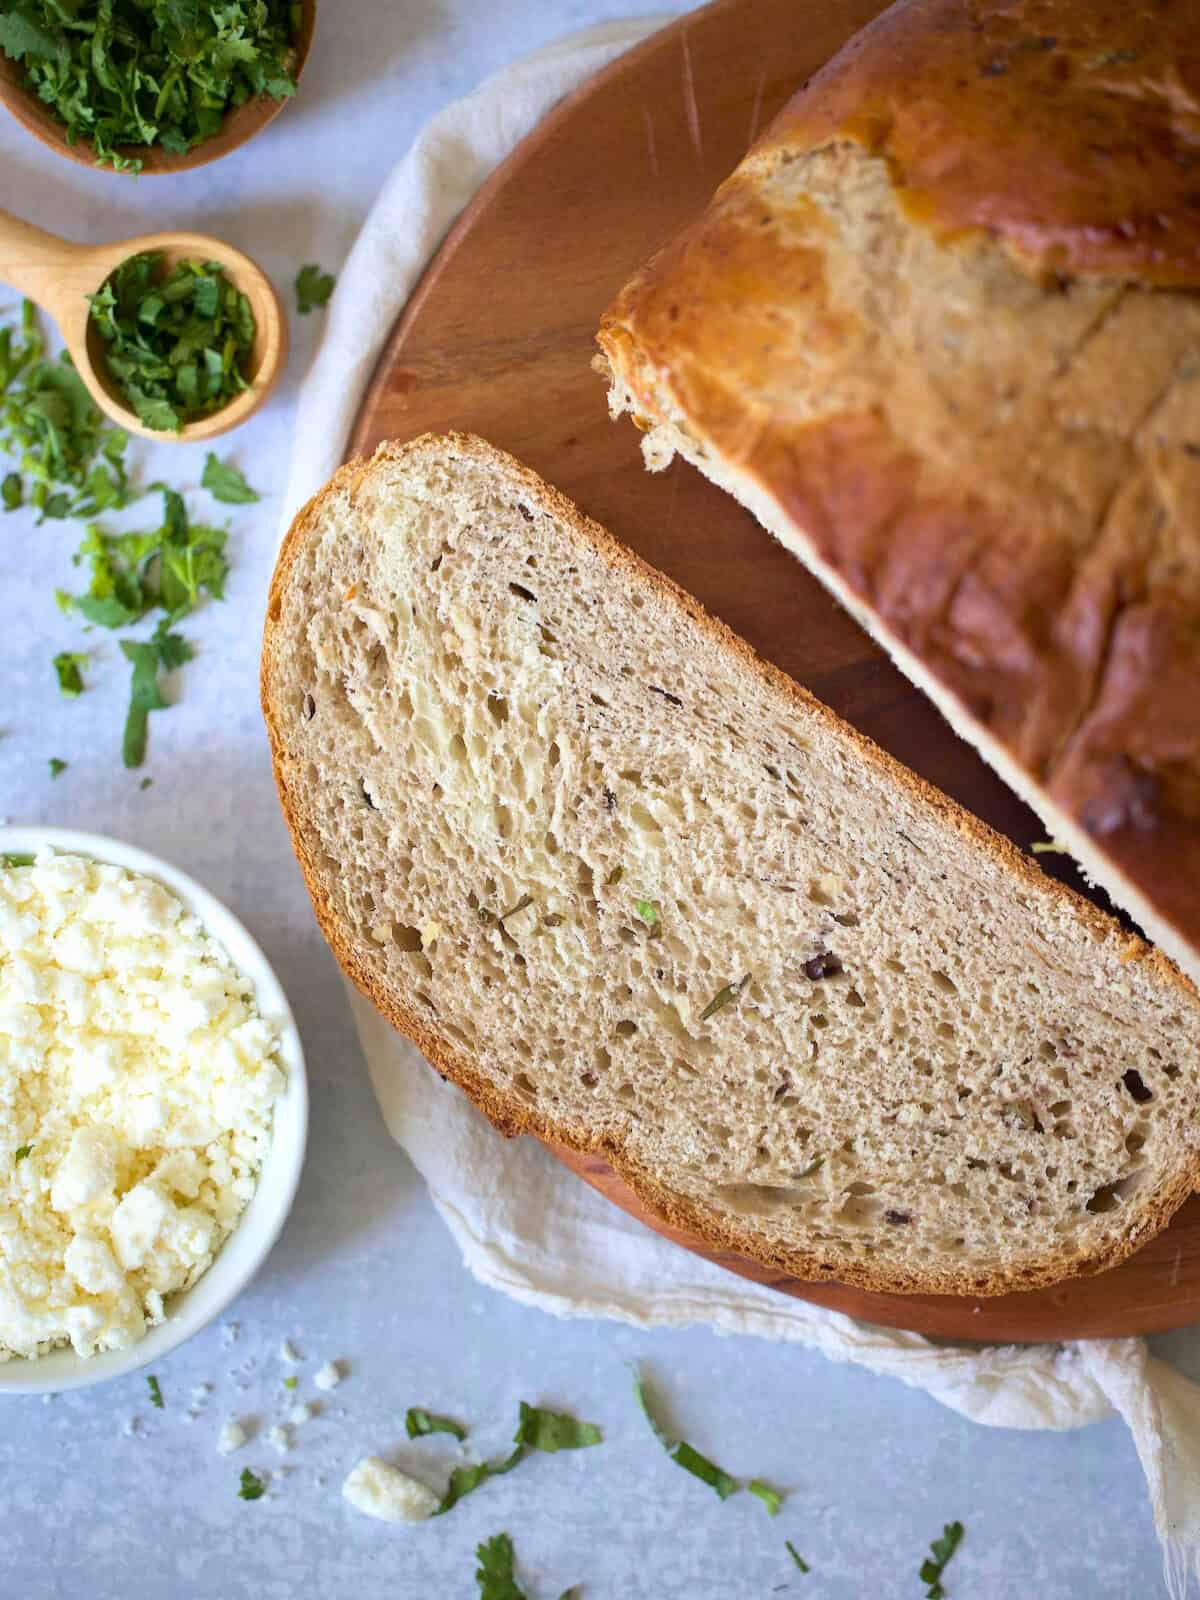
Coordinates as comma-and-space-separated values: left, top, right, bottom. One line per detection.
0, 210, 287, 442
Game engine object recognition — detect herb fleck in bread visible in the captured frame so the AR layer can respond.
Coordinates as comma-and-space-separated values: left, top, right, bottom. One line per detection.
262, 434, 1200, 1296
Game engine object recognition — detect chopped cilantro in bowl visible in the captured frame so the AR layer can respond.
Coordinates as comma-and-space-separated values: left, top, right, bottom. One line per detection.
0, 1, 306, 174
87, 254, 257, 435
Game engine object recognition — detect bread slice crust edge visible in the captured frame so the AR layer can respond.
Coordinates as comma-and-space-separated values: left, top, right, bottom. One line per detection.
262, 433, 1200, 1300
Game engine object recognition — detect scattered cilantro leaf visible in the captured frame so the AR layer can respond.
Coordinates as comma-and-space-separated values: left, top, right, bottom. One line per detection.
1, 854, 35, 868
0, 304, 133, 518
238, 1468, 265, 1502
52, 651, 87, 697
147, 1376, 164, 1409
786, 1541, 810, 1574
139, 777, 153, 791
920, 1521, 964, 1598
474, 1533, 526, 1600
202, 453, 260, 504
512, 1402, 601, 1453
89, 255, 257, 433
406, 1407, 468, 1442
283, 1375, 298, 1391
749, 1478, 783, 1515
15, 1144, 33, 1163
120, 622, 193, 769
0, 2, 300, 171
48, 757, 67, 778
633, 1371, 738, 1500
699, 972, 753, 1022
295, 264, 336, 314
434, 1446, 524, 1516
635, 899, 658, 925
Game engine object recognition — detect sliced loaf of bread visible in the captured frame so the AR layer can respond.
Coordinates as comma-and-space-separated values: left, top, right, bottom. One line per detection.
262, 433, 1200, 1296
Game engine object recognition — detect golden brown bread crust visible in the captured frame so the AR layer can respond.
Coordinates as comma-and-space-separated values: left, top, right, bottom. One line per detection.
784, 0, 1200, 286
262, 433, 1200, 1299
598, 0, 1200, 979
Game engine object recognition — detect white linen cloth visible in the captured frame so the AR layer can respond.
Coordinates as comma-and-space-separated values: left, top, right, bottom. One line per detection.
281, 19, 1200, 1592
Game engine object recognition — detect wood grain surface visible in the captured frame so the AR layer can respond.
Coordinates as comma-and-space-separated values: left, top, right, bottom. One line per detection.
347, 0, 1200, 1340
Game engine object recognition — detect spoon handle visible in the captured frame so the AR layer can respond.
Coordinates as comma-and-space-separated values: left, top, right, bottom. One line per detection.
0, 208, 92, 316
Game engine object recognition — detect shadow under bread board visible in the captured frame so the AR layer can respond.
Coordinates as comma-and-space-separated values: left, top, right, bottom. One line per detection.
346, 0, 1200, 1341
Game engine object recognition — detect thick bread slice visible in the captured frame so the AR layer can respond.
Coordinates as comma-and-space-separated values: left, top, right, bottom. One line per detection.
596, 0, 1200, 987
263, 433, 1200, 1297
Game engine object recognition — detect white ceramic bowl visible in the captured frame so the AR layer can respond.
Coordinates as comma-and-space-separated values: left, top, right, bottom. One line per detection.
0, 826, 308, 1395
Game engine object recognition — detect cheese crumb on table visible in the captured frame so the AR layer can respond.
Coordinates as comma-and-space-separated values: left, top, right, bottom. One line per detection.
314, 1360, 342, 1391
342, 1458, 438, 1523
217, 1419, 247, 1455
0, 852, 286, 1362
288, 1402, 314, 1426
267, 1424, 291, 1454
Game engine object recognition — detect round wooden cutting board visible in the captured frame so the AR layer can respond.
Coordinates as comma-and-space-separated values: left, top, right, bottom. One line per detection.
347, 0, 1200, 1341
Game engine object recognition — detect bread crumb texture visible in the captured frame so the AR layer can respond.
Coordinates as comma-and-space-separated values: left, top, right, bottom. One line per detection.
263, 436, 1200, 1295
0, 851, 285, 1360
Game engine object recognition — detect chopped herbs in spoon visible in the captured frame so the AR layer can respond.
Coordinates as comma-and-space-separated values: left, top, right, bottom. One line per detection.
0, 1, 300, 173
88, 253, 257, 434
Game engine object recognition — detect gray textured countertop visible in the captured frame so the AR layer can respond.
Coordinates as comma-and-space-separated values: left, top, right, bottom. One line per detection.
0, 4, 1176, 1595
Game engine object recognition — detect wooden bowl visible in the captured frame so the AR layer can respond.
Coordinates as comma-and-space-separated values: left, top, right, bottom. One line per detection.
0, 0, 317, 176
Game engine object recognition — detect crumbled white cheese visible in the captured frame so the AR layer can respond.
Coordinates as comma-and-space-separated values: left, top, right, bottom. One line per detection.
314, 1360, 342, 1391
217, 1419, 246, 1455
0, 852, 286, 1362
279, 1338, 300, 1363
288, 1402, 314, 1426
342, 1458, 438, 1523
267, 1424, 291, 1454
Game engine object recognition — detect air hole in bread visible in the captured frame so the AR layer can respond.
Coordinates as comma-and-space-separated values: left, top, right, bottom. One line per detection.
1126, 1129, 1146, 1155
885, 958, 905, 974
509, 582, 537, 602
1122, 1070, 1153, 1104
513, 1072, 537, 1100
486, 692, 508, 725
616, 1082, 635, 1101
302, 691, 316, 720
391, 924, 423, 952
1087, 1177, 1137, 1215
614, 1020, 638, 1038
1164, 1063, 1181, 1081
931, 970, 957, 995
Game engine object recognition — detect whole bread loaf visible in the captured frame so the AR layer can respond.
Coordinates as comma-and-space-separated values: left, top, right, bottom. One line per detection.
597, 0, 1200, 984
262, 433, 1200, 1297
